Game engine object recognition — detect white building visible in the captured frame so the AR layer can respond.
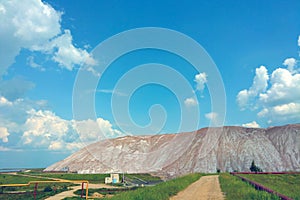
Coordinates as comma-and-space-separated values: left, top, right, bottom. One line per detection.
105, 173, 120, 184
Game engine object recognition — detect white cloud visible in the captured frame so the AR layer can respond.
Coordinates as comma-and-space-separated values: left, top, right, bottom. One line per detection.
22, 109, 69, 145
0, 0, 96, 74
33, 30, 97, 70
27, 56, 45, 71
237, 36, 300, 125
242, 121, 260, 128
0, 0, 61, 75
21, 109, 123, 151
283, 58, 297, 73
0, 146, 16, 152
97, 89, 127, 96
184, 97, 198, 107
0, 127, 9, 142
258, 103, 300, 123
194, 72, 207, 91
73, 118, 123, 141
205, 112, 221, 126
246, 67, 300, 123
48, 141, 63, 151
0, 96, 12, 106
0, 95, 123, 152
298, 35, 300, 47
259, 68, 300, 106
237, 66, 269, 109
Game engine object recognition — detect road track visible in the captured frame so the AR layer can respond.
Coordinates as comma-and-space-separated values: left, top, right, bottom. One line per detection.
170, 175, 224, 200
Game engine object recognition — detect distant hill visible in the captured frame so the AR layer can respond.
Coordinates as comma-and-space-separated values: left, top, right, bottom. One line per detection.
44, 124, 300, 178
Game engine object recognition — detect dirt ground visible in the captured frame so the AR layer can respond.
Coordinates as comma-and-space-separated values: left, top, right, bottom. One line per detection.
169, 175, 224, 200
45, 183, 117, 200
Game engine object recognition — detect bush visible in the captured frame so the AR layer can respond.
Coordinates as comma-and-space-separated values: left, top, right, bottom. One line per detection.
250, 160, 262, 172
44, 185, 53, 192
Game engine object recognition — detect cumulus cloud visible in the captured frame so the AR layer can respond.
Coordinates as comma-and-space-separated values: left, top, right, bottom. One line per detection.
184, 97, 198, 107
0, 0, 96, 74
242, 121, 260, 128
0, 96, 12, 106
0, 127, 9, 142
22, 109, 69, 145
0, 93, 123, 152
194, 72, 207, 92
239, 67, 300, 124
237, 37, 300, 125
21, 109, 123, 151
205, 112, 221, 126
237, 66, 269, 109
298, 35, 300, 47
0, 0, 61, 75
33, 29, 97, 70
283, 58, 297, 73
74, 118, 123, 141
259, 68, 300, 106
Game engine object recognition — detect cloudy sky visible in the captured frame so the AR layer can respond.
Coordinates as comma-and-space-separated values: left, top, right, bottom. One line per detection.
0, 0, 299, 168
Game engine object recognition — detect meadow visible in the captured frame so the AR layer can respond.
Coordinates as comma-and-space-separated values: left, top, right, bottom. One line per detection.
239, 173, 300, 200
0, 173, 72, 200
219, 173, 280, 200
100, 173, 202, 200
1, 171, 300, 200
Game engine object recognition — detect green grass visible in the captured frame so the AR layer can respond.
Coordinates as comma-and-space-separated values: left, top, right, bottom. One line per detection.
0, 174, 72, 199
0, 174, 47, 184
124, 173, 162, 182
23, 172, 162, 184
37, 173, 109, 183
100, 173, 202, 200
0, 187, 69, 200
219, 173, 280, 200
73, 187, 138, 196
63, 197, 83, 200
240, 174, 300, 200
0, 183, 69, 200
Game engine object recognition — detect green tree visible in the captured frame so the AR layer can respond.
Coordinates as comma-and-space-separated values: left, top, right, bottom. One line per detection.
250, 160, 262, 172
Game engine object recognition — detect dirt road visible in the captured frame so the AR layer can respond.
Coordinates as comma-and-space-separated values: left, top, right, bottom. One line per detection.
45, 183, 117, 200
170, 175, 224, 200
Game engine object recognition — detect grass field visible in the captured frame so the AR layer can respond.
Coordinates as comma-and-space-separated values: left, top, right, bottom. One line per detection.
0, 173, 72, 200
73, 187, 138, 196
219, 173, 280, 200
100, 173, 202, 200
2, 171, 299, 200
40, 173, 109, 183
240, 174, 300, 200
20, 171, 162, 184
0, 174, 47, 184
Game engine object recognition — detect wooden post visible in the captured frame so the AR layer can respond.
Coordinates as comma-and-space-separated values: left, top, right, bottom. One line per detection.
81, 182, 84, 198
33, 182, 38, 200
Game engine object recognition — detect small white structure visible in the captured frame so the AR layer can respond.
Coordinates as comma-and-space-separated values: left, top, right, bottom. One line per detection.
105, 173, 120, 184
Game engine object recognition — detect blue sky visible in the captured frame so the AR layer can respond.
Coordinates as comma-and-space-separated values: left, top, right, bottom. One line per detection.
0, 0, 299, 168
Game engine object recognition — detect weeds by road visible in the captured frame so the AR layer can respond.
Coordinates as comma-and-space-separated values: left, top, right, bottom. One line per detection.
219, 173, 280, 200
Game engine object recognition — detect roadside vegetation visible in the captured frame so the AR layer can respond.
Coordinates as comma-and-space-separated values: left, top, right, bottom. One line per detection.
39, 173, 109, 184
0, 173, 72, 200
72, 187, 138, 198
219, 173, 280, 200
240, 174, 300, 200
0, 174, 47, 184
98, 173, 202, 200
19, 170, 162, 184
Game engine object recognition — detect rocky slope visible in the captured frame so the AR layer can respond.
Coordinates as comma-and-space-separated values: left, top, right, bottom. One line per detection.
44, 124, 300, 177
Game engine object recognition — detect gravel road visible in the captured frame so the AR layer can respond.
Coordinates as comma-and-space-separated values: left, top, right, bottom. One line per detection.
170, 175, 224, 200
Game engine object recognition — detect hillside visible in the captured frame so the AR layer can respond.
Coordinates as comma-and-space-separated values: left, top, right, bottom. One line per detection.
44, 124, 300, 177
